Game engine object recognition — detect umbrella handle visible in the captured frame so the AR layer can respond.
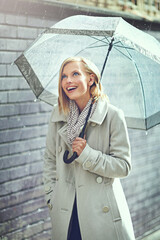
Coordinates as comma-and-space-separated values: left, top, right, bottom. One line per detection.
63, 150, 78, 164
63, 130, 85, 164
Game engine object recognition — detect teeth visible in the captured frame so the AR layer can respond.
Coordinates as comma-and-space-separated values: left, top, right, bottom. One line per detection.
67, 87, 76, 91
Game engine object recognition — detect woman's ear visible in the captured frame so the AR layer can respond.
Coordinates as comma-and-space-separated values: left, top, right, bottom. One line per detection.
89, 74, 95, 86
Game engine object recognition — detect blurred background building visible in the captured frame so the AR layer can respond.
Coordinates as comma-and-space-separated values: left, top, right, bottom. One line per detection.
0, 0, 160, 239
59, 0, 160, 21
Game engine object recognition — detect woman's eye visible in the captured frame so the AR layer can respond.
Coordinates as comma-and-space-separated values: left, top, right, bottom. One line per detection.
73, 72, 79, 76
61, 75, 67, 80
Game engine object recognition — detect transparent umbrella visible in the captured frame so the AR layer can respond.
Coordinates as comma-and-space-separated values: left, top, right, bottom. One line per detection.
15, 15, 160, 130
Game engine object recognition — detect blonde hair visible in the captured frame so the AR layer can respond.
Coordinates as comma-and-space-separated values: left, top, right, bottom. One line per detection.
58, 56, 108, 114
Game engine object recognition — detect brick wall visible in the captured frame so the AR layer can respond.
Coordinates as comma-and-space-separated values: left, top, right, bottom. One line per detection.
122, 126, 160, 239
0, 2, 55, 239
0, 0, 160, 239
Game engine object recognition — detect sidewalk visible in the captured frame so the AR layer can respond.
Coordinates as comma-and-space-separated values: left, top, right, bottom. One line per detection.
140, 230, 160, 240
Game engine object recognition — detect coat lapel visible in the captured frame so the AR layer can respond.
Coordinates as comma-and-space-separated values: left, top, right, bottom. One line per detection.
58, 123, 72, 150
51, 98, 108, 149
51, 105, 71, 150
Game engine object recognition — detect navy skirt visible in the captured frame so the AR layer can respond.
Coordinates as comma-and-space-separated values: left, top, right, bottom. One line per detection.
67, 198, 82, 240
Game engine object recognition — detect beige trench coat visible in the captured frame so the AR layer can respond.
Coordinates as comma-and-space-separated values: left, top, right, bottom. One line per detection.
43, 98, 135, 240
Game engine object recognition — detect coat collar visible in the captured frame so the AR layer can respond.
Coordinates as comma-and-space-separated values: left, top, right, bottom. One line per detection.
51, 98, 109, 125
89, 98, 108, 125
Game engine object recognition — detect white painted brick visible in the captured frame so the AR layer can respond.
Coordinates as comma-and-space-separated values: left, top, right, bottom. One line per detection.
17, 26, 38, 39
8, 89, 35, 103
0, 64, 7, 76
0, 13, 5, 23
0, 91, 7, 103
0, 149, 44, 169
27, 16, 47, 28
5, 14, 27, 26
0, 137, 46, 157
0, 186, 44, 210
0, 161, 43, 183
0, 38, 6, 50
0, 112, 49, 130
0, 124, 47, 143
7, 64, 22, 76
0, 77, 29, 90
6, 38, 27, 51
0, 51, 17, 64
0, 102, 45, 117
0, 24, 17, 38
1, 207, 49, 236
0, 174, 42, 196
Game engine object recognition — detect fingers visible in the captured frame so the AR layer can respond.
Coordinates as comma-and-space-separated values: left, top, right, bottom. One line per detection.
72, 137, 86, 156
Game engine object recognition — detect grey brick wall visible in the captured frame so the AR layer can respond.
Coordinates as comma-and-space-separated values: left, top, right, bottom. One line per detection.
122, 126, 160, 239
0, 2, 54, 239
0, 0, 160, 239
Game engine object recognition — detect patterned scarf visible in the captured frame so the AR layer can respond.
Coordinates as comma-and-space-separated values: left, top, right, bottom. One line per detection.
67, 99, 97, 145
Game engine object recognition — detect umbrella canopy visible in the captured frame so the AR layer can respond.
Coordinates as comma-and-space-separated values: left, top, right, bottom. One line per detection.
15, 15, 160, 130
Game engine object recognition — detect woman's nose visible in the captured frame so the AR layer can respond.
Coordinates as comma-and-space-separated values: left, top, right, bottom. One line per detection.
66, 76, 72, 83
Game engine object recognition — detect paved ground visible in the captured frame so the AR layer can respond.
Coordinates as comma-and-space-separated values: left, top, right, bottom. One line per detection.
141, 230, 160, 240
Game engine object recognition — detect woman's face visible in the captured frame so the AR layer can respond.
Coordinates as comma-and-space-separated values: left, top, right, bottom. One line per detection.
61, 61, 94, 109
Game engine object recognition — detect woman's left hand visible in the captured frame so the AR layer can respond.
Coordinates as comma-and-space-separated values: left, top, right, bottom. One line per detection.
72, 137, 86, 156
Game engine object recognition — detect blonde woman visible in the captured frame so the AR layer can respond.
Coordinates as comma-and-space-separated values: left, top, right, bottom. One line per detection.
43, 57, 135, 240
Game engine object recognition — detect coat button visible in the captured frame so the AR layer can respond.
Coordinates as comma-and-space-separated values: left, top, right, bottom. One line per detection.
102, 206, 109, 213
84, 161, 92, 168
45, 186, 51, 193
47, 200, 53, 210
96, 176, 103, 184
58, 146, 62, 153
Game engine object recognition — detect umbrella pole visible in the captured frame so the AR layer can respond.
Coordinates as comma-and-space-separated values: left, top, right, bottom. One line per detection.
101, 37, 114, 78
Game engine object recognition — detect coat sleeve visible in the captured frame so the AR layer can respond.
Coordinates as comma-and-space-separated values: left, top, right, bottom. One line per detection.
76, 109, 131, 178
43, 111, 57, 203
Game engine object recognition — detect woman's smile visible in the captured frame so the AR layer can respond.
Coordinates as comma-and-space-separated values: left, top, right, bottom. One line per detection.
66, 86, 78, 93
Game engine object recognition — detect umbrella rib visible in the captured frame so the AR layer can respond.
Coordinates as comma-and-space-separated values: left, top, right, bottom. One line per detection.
113, 47, 133, 61
90, 36, 109, 45
104, 36, 110, 44
114, 45, 134, 50
120, 43, 148, 124
112, 40, 134, 50
87, 44, 109, 49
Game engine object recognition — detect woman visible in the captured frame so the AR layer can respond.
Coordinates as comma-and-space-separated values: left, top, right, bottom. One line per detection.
43, 57, 135, 240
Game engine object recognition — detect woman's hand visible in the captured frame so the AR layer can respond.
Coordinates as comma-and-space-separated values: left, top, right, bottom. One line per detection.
72, 137, 86, 156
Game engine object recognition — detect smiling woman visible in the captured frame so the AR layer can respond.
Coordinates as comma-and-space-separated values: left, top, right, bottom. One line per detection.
61, 61, 94, 112
58, 57, 106, 114
43, 56, 135, 240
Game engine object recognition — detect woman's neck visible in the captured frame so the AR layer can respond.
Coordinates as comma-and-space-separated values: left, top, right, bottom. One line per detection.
75, 96, 91, 113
